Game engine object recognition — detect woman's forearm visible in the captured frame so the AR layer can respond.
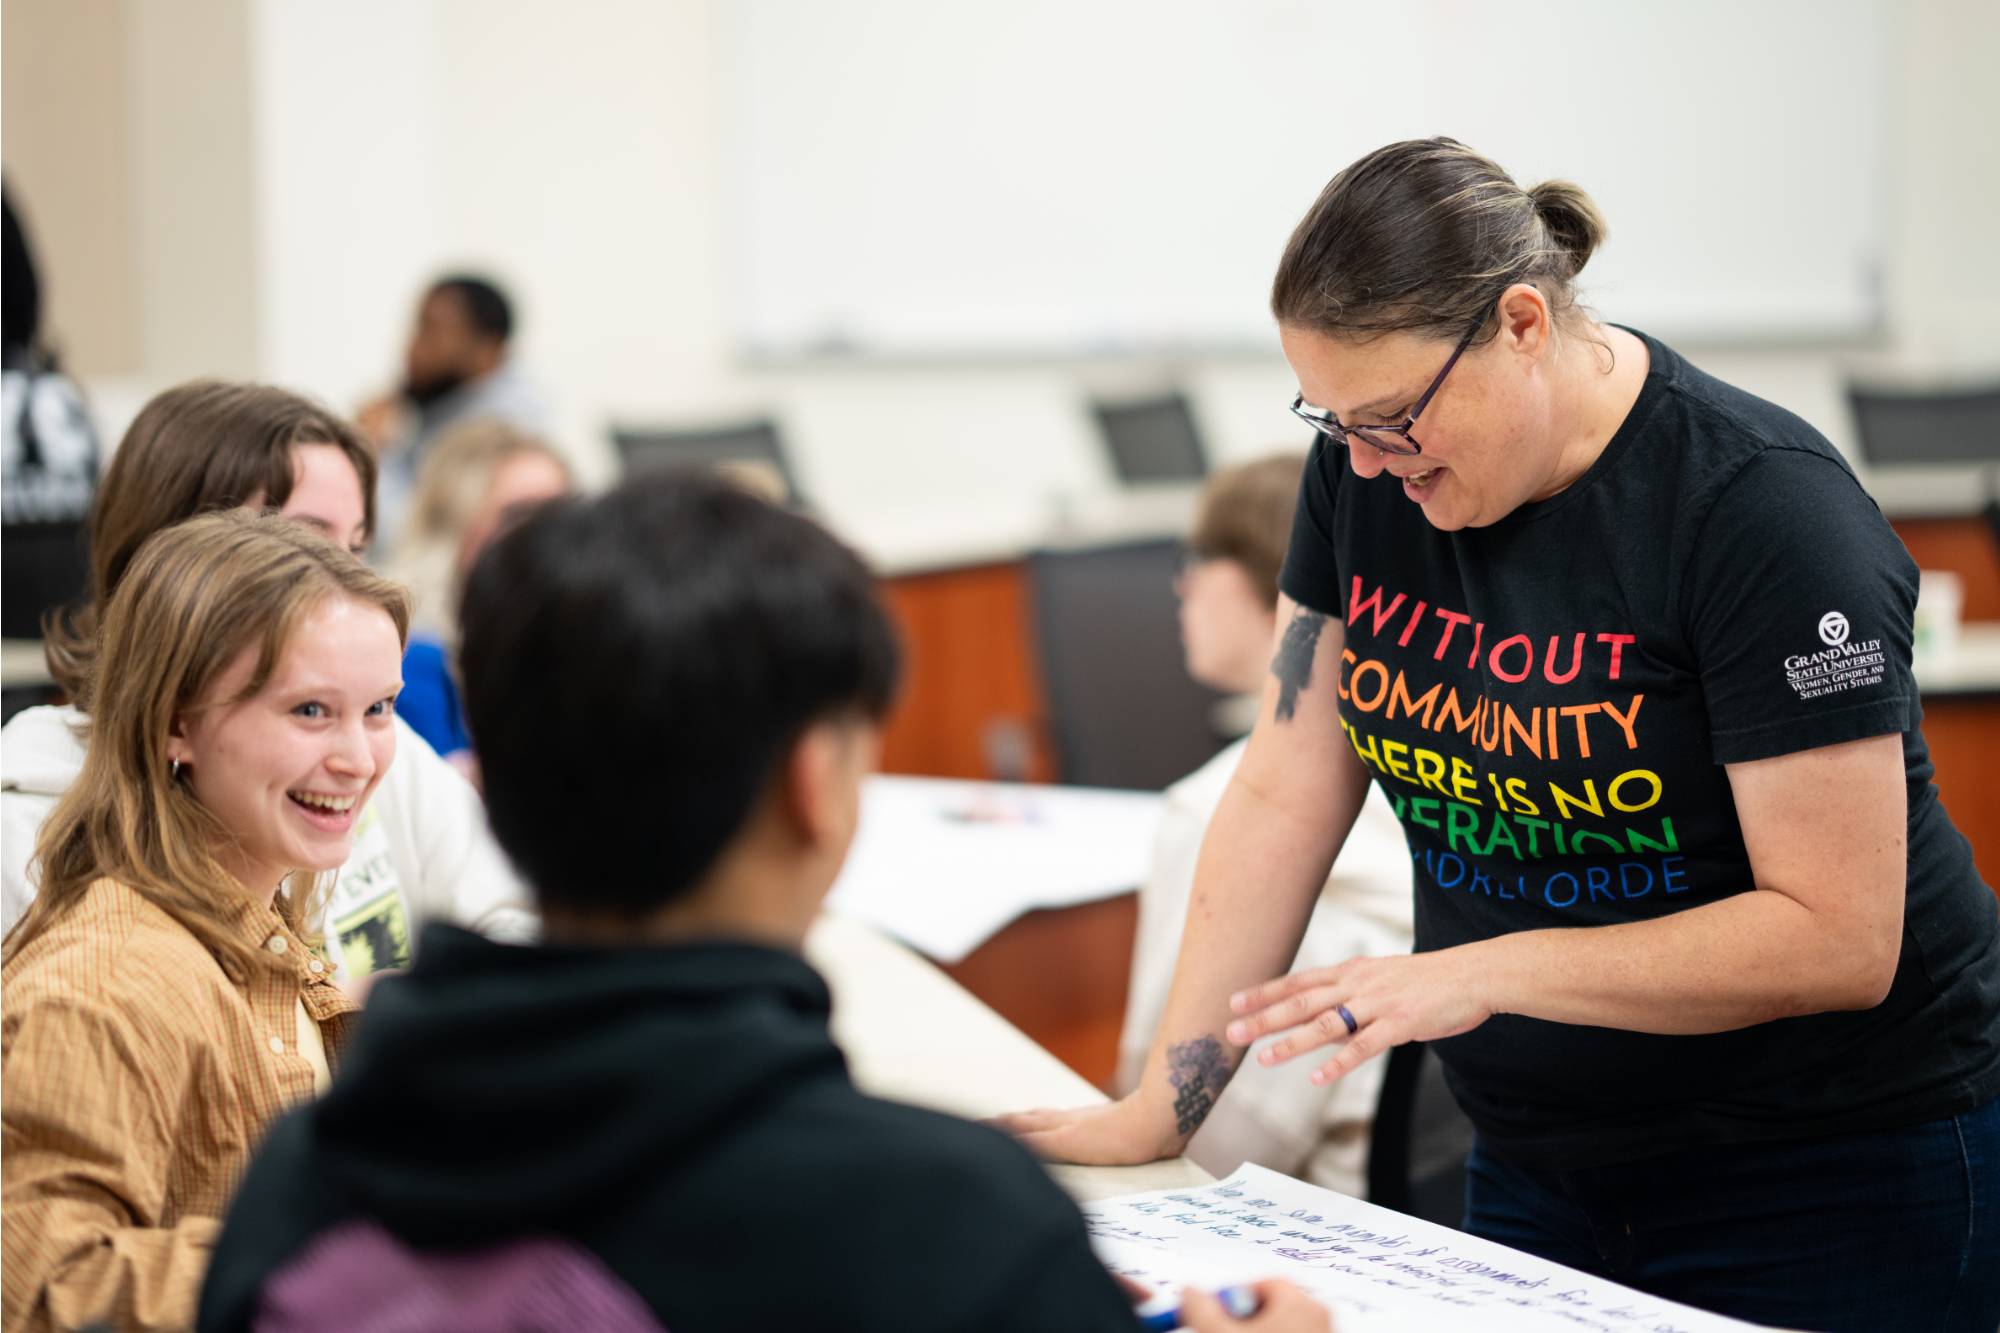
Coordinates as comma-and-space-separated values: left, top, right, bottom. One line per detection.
1132, 751, 1368, 1142
1474, 885, 1898, 1035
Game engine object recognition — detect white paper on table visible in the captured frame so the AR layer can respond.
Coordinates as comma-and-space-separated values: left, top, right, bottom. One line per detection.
825, 776, 1164, 963
1085, 1164, 1773, 1333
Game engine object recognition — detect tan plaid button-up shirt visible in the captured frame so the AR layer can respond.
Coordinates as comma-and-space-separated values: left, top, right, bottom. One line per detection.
2, 879, 358, 1332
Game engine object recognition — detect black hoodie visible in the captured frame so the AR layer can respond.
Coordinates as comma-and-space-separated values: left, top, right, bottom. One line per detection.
198, 924, 1137, 1332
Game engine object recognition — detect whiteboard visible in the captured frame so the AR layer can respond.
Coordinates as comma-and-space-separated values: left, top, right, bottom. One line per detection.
720, 0, 1889, 358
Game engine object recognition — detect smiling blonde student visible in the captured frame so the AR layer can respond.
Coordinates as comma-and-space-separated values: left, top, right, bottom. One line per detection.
2, 512, 410, 1333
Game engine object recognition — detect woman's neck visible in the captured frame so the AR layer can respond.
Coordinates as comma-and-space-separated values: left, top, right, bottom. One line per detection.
1534, 323, 1649, 501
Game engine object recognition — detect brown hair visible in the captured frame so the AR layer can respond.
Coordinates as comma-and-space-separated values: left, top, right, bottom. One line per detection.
1270, 137, 1607, 343
6, 511, 411, 976
45, 380, 378, 700
1189, 453, 1307, 610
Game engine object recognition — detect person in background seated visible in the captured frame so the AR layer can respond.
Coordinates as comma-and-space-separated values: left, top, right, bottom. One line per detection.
0, 380, 532, 975
1120, 455, 1413, 1197
387, 418, 573, 767
198, 474, 1331, 1333
3, 512, 408, 1332
2, 184, 101, 671
356, 274, 549, 547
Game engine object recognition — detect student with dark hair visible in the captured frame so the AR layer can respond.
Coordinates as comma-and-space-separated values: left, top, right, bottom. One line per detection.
197, 473, 1328, 1333
357, 272, 549, 547
0, 380, 531, 976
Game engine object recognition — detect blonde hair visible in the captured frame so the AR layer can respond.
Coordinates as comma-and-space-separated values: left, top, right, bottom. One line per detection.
393, 417, 571, 638
1271, 137, 1607, 342
1189, 454, 1307, 610
6, 511, 412, 976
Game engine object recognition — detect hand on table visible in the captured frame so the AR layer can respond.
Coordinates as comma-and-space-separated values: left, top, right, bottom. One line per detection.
1226, 949, 1493, 1086
987, 1094, 1185, 1166
1181, 1280, 1333, 1331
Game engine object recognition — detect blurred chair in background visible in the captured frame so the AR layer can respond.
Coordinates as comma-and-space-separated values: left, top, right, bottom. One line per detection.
1366, 1042, 1476, 1226
1091, 390, 1209, 485
613, 417, 801, 506
1027, 536, 1226, 791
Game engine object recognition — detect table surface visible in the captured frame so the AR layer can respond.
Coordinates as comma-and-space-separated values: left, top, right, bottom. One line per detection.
826, 775, 1164, 963
805, 910, 1208, 1203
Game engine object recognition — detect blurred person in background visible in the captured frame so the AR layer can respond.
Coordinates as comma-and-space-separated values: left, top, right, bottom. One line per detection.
1120, 454, 1412, 1197
2, 183, 101, 668
357, 274, 549, 547
388, 418, 573, 768
3, 512, 404, 1332
0, 381, 532, 972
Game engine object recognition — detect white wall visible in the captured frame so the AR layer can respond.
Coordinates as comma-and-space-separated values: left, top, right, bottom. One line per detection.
54, 0, 2000, 557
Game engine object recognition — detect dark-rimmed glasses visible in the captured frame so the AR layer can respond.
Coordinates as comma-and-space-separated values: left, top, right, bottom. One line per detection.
1289, 319, 1483, 457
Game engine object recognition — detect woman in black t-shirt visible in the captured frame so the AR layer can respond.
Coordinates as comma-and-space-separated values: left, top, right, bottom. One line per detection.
999, 138, 2000, 1332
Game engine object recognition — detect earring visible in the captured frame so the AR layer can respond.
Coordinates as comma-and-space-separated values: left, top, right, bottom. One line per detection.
169, 758, 184, 781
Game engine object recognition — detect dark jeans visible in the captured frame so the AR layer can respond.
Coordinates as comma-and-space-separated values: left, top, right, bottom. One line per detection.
1464, 1096, 2000, 1333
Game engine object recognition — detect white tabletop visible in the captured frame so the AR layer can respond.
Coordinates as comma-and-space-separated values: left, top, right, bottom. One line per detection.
1914, 622, 2000, 695
804, 911, 1209, 1203
826, 775, 1165, 963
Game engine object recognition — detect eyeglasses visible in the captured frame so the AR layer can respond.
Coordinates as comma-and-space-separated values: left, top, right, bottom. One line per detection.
1289, 318, 1483, 457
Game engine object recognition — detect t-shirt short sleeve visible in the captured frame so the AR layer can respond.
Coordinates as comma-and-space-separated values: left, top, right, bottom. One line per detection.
1278, 439, 1346, 618
1685, 447, 1919, 765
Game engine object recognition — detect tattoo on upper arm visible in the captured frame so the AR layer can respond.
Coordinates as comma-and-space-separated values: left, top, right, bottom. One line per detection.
1271, 608, 1327, 722
1164, 1036, 1235, 1136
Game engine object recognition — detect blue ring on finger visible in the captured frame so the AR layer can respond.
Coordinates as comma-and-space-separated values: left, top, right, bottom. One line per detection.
1336, 1004, 1358, 1036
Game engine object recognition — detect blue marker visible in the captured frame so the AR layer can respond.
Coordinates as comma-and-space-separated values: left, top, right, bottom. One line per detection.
1137, 1285, 1261, 1330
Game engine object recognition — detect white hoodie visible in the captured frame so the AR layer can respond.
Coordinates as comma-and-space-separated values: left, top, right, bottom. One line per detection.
1116, 738, 1415, 1198
1, 705, 533, 980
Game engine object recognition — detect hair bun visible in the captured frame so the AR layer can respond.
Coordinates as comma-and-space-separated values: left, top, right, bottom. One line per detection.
1527, 179, 1607, 278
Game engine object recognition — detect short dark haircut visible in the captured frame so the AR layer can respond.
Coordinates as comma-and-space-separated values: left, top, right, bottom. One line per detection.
430, 274, 513, 343
458, 471, 901, 916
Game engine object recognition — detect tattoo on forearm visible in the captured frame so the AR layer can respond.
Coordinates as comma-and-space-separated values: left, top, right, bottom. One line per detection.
1164, 1036, 1235, 1136
1271, 608, 1327, 722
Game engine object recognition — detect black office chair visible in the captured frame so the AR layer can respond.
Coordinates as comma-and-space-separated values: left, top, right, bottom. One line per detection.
1090, 392, 1209, 485
1366, 1041, 1476, 1227
1845, 380, 2000, 469
1025, 537, 1227, 790
611, 418, 803, 504
2, 518, 87, 640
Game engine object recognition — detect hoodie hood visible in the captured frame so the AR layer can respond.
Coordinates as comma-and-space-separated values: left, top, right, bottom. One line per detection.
0, 703, 87, 796
311, 923, 846, 1245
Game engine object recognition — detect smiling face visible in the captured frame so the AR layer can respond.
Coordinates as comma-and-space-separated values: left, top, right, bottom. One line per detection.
169, 594, 404, 897
1279, 289, 1574, 532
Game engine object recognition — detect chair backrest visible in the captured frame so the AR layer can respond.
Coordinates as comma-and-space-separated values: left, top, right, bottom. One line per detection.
1025, 537, 1226, 790
1845, 381, 2000, 467
1366, 1041, 1476, 1227
2, 518, 88, 640
1091, 392, 1208, 485
611, 419, 801, 503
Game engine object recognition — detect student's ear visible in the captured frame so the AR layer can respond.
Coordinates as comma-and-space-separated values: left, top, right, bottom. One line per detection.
165, 715, 192, 770
778, 717, 880, 852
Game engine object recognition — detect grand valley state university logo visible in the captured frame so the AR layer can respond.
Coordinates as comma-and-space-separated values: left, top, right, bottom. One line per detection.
1786, 609, 1883, 701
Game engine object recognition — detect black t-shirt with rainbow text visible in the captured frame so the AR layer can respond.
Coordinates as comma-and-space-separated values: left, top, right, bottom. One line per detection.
1279, 328, 2000, 1170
